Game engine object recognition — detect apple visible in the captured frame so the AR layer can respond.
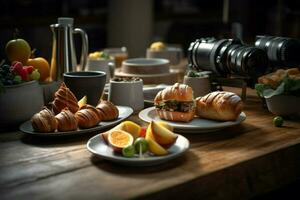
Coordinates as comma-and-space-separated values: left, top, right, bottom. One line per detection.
145, 125, 168, 156
151, 121, 178, 148
5, 38, 31, 65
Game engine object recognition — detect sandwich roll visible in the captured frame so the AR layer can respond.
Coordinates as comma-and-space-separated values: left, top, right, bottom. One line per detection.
154, 83, 195, 122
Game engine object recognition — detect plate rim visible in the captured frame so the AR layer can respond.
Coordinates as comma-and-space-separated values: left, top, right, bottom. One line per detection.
19, 106, 133, 136
86, 133, 190, 165
138, 106, 246, 132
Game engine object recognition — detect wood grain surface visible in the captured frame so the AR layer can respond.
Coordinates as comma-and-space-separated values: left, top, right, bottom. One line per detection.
0, 87, 300, 200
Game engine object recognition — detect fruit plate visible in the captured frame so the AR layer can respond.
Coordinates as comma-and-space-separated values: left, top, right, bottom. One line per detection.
87, 134, 189, 166
19, 106, 133, 137
138, 107, 246, 133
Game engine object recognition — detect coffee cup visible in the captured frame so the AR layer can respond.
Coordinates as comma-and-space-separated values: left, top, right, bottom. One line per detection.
108, 78, 144, 112
63, 71, 106, 106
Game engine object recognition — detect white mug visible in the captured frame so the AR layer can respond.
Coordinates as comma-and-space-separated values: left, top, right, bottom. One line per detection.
108, 79, 144, 112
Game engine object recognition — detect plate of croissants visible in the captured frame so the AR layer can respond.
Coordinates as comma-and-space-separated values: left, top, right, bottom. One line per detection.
19, 83, 134, 136
139, 83, 246, 133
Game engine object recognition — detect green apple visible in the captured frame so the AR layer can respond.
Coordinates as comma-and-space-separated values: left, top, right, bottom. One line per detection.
5, 38, 31, 65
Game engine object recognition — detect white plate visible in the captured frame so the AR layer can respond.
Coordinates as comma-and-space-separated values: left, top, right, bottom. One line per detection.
87, 134, 189, 166
139, 107, 246, 133
19, 106, 133, 137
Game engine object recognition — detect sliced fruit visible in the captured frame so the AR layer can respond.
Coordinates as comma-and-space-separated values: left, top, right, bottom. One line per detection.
139, 127, 147, 138
108, 130, 134, 153
156, 121, 173, 131
78, 95, 87, 108
145, 125, 168, 156
122, 121, 141, 139
101, 132, 109, 144
134, 137, 148, 154
151, 121, 178, 148
101, 122, 125, 144
122, 145, 135, 158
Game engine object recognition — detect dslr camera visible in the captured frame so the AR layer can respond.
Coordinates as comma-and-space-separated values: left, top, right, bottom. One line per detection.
188, 36, 300, 79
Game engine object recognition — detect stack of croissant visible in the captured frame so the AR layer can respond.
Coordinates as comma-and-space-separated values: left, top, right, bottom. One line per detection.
31, 83, 119, 133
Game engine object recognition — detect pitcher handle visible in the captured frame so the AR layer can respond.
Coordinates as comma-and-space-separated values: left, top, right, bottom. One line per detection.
74, 28, 88, 71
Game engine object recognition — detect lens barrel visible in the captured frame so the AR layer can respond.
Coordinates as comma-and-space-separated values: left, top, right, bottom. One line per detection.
188, 37, 269, 77
255, 35, 300, 67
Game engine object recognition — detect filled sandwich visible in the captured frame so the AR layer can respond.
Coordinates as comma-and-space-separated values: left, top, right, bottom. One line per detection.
154, 83, 195, 122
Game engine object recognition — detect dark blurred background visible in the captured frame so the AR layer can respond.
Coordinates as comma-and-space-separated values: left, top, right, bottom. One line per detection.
0, 0, 299, 62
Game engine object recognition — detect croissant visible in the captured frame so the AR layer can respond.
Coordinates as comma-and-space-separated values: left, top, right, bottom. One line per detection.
52, 82, 79, 115
96, 100, 119, 121
31, 107, 57, 132
196, 91, 243, 121
55, 108, 78, 132
75, 105, 102, 128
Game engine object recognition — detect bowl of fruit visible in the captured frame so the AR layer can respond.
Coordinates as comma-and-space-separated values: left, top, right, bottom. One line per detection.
0, 62, 44, 129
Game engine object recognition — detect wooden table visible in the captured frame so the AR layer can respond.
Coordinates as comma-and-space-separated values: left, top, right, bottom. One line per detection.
1, 88, 300, 200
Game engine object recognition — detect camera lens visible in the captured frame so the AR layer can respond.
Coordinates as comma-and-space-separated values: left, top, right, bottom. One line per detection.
255, 35, 300, 67
188, 37, 268, 77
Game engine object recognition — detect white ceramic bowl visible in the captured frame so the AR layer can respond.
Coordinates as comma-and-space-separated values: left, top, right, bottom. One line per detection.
122, 58, 170, 74
0, 81, 44, 129
265, 95, 300, 116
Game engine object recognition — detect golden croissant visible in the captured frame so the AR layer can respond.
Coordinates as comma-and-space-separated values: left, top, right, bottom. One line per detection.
52, 82, 79, 115
55, 108, 78, 132
96, 100, 119, 121
31, 107, 57, 132
75, 105, 102, 128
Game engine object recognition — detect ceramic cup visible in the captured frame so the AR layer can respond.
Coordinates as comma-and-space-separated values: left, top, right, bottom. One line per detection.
183, 75, 211, 98
108, 78, 144, 112
63, 71, 106, 106
86, 59, 115, 83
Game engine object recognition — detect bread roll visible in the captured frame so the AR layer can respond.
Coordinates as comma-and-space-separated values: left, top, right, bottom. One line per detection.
96, 100, 119, 121
75, 105, 102, 128
196, 91, 243, 121
52, 82, 79, 114
154, 83, 194, 103
31, 107, 57, 132
55, 108, 78, 132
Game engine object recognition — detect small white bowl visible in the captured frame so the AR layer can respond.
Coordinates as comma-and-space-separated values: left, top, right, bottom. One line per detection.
122, 58, 170, 74
265, 95, 300, 116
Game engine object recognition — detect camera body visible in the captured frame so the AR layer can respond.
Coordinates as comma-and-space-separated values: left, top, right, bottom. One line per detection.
188, 37, 269, 79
